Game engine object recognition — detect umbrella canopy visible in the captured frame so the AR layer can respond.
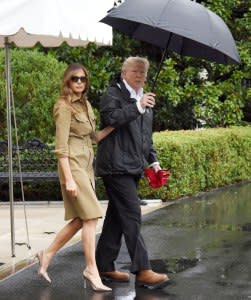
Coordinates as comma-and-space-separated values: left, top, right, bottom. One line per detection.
101, 0, 240, 64
0, 0, 113, 47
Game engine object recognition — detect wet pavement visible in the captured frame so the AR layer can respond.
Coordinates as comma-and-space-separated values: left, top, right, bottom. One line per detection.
0, 200, 163, 276
0, 182, 251, 300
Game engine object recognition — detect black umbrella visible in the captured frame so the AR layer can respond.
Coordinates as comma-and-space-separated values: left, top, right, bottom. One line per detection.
101, 0, 240, 88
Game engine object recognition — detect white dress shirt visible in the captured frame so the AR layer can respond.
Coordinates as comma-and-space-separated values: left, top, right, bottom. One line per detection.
122, 79, 145, 114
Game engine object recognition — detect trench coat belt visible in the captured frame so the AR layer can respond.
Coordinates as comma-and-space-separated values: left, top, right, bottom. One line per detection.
68, 136, 93, 148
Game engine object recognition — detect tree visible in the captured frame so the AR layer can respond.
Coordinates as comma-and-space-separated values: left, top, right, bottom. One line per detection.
1, 0, 249, 144
0, 48, 66, 143
105, 0, 251, 129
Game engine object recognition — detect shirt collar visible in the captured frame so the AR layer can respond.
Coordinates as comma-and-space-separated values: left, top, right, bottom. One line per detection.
123, 79, 143, 99
72, 94, 84, 103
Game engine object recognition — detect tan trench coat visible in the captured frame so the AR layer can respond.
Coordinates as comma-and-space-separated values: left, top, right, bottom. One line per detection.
53, 95, 103, 221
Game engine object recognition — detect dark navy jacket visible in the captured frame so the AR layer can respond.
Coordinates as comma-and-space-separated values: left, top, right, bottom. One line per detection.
95, 76, 158, 177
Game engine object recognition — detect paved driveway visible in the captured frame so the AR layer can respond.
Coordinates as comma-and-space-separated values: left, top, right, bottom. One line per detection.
1, 182, 251, 299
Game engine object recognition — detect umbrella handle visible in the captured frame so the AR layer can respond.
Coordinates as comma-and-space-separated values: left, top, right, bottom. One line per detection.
151, 33, 173, 92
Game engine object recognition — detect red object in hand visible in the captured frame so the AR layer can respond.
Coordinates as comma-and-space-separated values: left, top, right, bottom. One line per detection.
144, 168, 171, 189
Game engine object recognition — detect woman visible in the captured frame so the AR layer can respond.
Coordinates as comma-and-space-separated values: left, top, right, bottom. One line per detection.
37, 63, 113, 292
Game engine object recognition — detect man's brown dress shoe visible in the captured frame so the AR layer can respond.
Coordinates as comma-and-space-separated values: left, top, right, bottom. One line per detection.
135, 270, 170, 289
100, 271, 130, 282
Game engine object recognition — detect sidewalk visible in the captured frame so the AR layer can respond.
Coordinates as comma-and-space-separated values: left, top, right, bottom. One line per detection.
0, 199, 166, 281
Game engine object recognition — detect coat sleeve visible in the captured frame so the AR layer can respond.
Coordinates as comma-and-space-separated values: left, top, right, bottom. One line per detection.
53, 101, 71, 158
147, 140, 158, 164
100, 87, 141, 128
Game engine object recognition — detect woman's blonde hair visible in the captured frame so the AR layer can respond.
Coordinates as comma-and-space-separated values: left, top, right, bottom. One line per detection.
121, 56, 149, 73
60, 63, 89, 104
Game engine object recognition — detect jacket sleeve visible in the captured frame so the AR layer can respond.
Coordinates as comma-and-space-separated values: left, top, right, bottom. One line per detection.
53, 101, 71, 158
100, 87, 141, 128
147, 140, 158, 164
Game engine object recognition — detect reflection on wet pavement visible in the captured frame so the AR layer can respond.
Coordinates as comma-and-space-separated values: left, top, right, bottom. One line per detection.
33, 278, 172, 300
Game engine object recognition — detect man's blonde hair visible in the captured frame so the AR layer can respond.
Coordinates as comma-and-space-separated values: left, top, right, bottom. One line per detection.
121, 56, 149, 73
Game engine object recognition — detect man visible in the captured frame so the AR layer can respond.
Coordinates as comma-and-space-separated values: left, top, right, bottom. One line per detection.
95, 57, 170, 289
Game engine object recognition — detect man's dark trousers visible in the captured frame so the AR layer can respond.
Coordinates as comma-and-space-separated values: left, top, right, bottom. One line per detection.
96, 175, 151, 274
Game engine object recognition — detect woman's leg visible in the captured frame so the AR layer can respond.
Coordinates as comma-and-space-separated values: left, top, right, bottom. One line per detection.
82, 218, 98, 272
38, 217, 82, 276
82, 218, 111, 291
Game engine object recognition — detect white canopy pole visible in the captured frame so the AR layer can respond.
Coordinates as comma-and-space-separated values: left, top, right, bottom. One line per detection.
5, 37, 15, 257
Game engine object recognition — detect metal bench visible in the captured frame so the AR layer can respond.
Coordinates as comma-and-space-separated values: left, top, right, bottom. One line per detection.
0, 138, 58, 183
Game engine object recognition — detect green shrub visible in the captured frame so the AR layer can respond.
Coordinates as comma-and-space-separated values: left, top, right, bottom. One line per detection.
0, 48, 66, 143
138, 126, 251, 201
1, 127, 250, 202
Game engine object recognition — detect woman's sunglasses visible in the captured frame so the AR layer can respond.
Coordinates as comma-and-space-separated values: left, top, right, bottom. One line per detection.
71, 76, 87, 83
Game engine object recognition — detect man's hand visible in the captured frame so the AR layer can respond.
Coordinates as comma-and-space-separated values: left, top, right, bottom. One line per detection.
140, 92, 156, 109
152, 164, 161, 173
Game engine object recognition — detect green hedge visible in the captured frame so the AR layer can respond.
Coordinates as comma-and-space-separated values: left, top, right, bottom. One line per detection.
1, 127, 250, 202
138, 126, 251, 201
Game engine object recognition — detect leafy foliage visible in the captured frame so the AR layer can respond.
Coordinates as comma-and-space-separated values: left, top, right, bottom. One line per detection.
0, 48, 66, 142
115, 0, 251, 130
138, 126, 251, 201
112, 0, 251, 130
3, 126, 248, 202
0, 0, 250, 143
38, 0, 250, 132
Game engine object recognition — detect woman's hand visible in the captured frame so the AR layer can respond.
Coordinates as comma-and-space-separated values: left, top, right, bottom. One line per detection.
59, 157, 77, 198
65, 178, 77, 198
95, 126, 114, 143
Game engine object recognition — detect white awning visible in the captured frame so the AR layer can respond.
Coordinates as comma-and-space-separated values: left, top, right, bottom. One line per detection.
0, 0, 113, 47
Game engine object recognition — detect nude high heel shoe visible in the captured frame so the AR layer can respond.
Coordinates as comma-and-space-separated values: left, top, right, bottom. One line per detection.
83, 269, 112, 292
36, 250, 51, 283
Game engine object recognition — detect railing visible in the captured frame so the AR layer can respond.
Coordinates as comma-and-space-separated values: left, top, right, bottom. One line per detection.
0, 138, 58, 183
